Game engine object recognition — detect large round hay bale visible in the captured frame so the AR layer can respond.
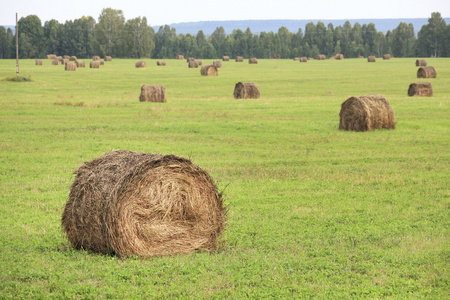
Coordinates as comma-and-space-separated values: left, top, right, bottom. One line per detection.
299, 57, 307, 62
236, 56, 243, 62
368, 56, 376, 62
52, 59, 60, 66
223, 56, 230, 61
233, 82, 260, 99
200, 65, 218, 76
408, 82, 433, 97
415, 59, 427, 66
75, 60, 85, 68
213, 61, 222, 68
65, 62, 77, 71
188, 61, 199, 68
35, 59, 43, 65
339, 94, 397, 132
417, 66, 436, 78
135, 61, 146, 68
92, 56, 101, 61
383, 54, 391, 60
248, 58, 258, 64
105, 56, 112, 62
90, 60, 100, 68
61, 150, 226, 257
69, 56, 77, 61
157, 60, 166, 66
46, 54, 56, 59
176, 55, 184, 60
139, 85, 167, 102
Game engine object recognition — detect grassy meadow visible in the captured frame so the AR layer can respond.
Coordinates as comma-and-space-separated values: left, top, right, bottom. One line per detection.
0, 57, 449, 298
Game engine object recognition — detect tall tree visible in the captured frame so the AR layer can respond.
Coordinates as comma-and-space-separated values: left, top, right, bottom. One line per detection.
125, 17, 154, 58
43, 19, 61, 55
0, 26, 7, 59
18, 15, 44, 58
95, 8, 125, 57
392, 22, 415, 57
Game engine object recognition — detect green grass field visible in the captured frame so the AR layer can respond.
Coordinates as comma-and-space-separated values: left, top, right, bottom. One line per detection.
0, 57, 449, 298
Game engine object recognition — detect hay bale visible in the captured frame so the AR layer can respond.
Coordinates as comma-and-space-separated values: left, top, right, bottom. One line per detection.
308, 57, 314, 60
408, 82, 433, 97
63, 55, 70, 60
223, 56, 230, 61
236, 56, 243, 62
69, 56, 77, 61
90, 60, 100, 68
99, 60, 105, 65
46, 54, 56, 59
335, 54, 344, 60
176, 55, 184, 60
65, 62, 77, 71
135, 61, 146, 68
157, 60, 166, 66
293, 57, 300, 61
61, 150, 226, 257
248, 58, 258, 64
196, 60, 203, 66
63, 59, 69, 65
273, 54, 281, 59
105, 56, 112, 62
200, 65, 218, 76
35, 59, 43, 65
415, 59, 427, 67
339, 94, 397, 132
383, 54, 391, 60
368, 56, 376, 62
187, 57, 196, 63
52, 59, 60, 66
75, 60, 85, 68
417, 66, 436, 78
233, 82, 260, 99
139, 85, 166, 102
213, 61, 222, 68
92, 56, 101, 61
299, 57, 307, 62
188, 61, 199, 68
317, 54, 326, 60
57, 56, 63, 62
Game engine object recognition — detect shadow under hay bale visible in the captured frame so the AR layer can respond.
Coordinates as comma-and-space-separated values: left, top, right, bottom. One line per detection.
233, 82, 260, 99
157, 60, 166, 66
75, 60, 85, 68
339, 94, 397, 132
223, 56, 230, 61
188, 61, 199, 68
408, 82, 433, 97
415, 59, 427, 66
201, 65, 218, 76
65, 62, 77, 71
417, 66, 436, 78
236, 56, 243, 62
90, 60, 100, 68
135, 61, 146, 68
249, 58, 258, 64
35, 59, 43, 65
213, 61, 222, 68
139, 85, 166, 102
368, 56, 376, 62
61, 150, 226, 257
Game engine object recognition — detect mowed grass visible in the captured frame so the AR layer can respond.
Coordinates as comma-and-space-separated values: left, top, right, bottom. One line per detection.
0, 57, 449, 298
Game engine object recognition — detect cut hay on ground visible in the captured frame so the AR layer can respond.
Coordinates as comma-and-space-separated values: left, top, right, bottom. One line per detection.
69, 56, 77, 61
46, 54, 56, 59
383, 54, 391, 60
408, 82, 433, 97
236, 56, 243, 62
52, 59, 60, 66
299, 57, 307, 62
368, 56, 376, 62
188, 61, 199, 68
213, 61, 222, 68
176, 55, 184, 60
35, 59, 43, 65
65, 62, 77, 71
201, 65, 218, 76
139, 85, 166, 102
105, 56, 112, 61
61, 150, 226, 257
233, 82, 260, 99
417, 66, 436, 78
75, 60, 85, 68
90, 60, 100, 68
135, 61, 146, 68
415, 59, 427, 66
223, 56, 230, 61
157, 60, 166, 66
248, 58, 258, 64
339, 94, 397, 132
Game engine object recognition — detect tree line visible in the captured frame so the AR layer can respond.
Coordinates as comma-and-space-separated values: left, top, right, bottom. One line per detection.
0, 9, 448, 60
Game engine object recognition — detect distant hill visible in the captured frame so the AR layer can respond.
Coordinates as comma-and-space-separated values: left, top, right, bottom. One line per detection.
152, 18, 450, 35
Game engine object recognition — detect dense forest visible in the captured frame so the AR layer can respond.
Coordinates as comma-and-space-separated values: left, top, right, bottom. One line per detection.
0, 9, 448, 59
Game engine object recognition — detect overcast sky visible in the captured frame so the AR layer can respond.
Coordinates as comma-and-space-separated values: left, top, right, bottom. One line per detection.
1, 0, 449, 26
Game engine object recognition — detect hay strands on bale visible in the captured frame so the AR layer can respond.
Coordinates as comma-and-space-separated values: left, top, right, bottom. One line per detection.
200, 65, 218, 76
339, 94, 397, 132
417, 66, 436, 78
157, 60, 166, 66
90, 60, 100, 68
233, 82, 260, 99
408, 82, 433, 97
61, 150, 226, 257
65, 62, 77, 71
135, 61, 146, 68
139, 85, 167, 102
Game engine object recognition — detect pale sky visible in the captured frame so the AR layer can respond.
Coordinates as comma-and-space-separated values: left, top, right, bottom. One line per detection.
1, 0, 449, 26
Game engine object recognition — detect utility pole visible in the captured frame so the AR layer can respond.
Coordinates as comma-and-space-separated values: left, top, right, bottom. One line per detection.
16, 13, 19, 77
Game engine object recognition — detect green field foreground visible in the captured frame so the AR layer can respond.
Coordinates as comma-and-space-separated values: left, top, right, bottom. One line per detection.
0, 57, 449, 298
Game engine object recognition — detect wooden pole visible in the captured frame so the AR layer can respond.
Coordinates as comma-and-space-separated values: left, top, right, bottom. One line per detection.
16, 13, 19, 77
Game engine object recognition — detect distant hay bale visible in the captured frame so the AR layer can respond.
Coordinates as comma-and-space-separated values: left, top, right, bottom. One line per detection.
196, 60, 203, 66
248, 58, 258, 64
92, 56, 101, 61
408, 82, 433, 97
223, 56, 230, 61
99, 60, 105, 65
233, 82, 260, 99
105, 56, 112, 62
35, 59, 43, 65
57, 56, 63, 62
339, 94, 397, 132
139, 85, 166, 102
299, 57, 307, 62
335, 54, 344, 60
308, 57, 314, 60
75, 60, 85, 68
213, 61, 222, 68
46, 54, 56, 59
273, 54, 281, 59
188, 61, 199, 68
135, 61, 146, 68
415, 59, 427, 67
52, 59, 60, 66
157, 60, 166, 66
329, 56, 336, 60
61, 150, 226, 257
65, 62, 77, 71
176, 55, 184, 60
187, 57, 196, 63
383, 54, 391, 60
63, 55, 70, 60
358, 55, 365, 58
200, 65, 218, 76
317, 54, 326, 60
63, 59, 69, 65
90, 60, 100, 68
69, 56, 77, 61
417, 66, 436, 78
293, 57, 300, 61
368, 56, 376, 62
236, 56, 243, 62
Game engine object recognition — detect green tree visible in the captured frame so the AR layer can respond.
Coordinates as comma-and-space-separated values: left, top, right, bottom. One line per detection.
392, 22, 415, 57
18, 15, 44, 58
43, 19, 60, 55
210, 26, 227, 57
125, 17, 154, 58
0, 26, 8, 59
95, 8, 125, 57
152, 25, 177, 58
417, 12, 447, 57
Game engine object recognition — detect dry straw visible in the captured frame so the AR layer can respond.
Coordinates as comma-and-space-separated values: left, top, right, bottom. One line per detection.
35, 59, 43, 65
52, 59, 60, 66
408, 82, 433, 97
187, 57, 196, 63
75, 60, 85, 68
46, 54, 56, 59
236, 56, 243, 62
69, 56, 77, 61
188, 61, 199, 68
273, 54, 281, 59
383, 54, 391, 60
233, 82, 260, 99
105, 56, 112, 61
415, 59, 427, 66
196, 60, 203, 66
293, 57, 300, 61
61, 150, 226, 257
368, 56, 376, 62
157, 60, 166, 66
223, 56, 230, 61
248, 58, 258, 64
339, 94, 397, 132
317, 54, 326, 60
213, 61, 222, 68
65, 62, 77, 71
139, 85, 167, 102
176, 55, 185, 60
299, 57, 307, 62
335, 54, 344, 60
417, 66, 436, 78
63, 55, 70, 60
135, 61, 146, 68
90, 60, 100, 68
92, 56, 101, 61
201, 65, 218, 76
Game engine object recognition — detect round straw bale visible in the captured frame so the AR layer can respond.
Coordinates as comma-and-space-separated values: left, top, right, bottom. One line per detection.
188, 61, 199, 68
339, 94, 397, 132
139, 85, 167, 102
90, 60, 100, 68
176, 55, 184, 60
57, 56, 63, 62
200, 65, 218, 76
196, 60, 203, 66
61, 150, 226, 257
408, 82, 433, 97
299, 57, 307, 62
368, 56, 376, 62
46, 54, 56, 59
65, 62, 77, 71
293, 57, 300, 61
52, 59, 60, 66
156, 60, 166, 66
69, 56, 77, 61
223, 56, 230, 61
35, 59, 43, 65
383, 54, 391, 60
213, 61, 222, 68
92, 56, 101, 61
63, 55, 70, 60
417, 66, 436, 78
99, 60, 105, 65
317, 54, 326, 60
273, 54, 281, 59
105, 56, 112, 62
187, 57, 196, 63
233, 82, 260, 99
335, 54, 344, 60
415, 59, 427, 66
63, 59, 69, 65
235, 56, 243, 62
135, 61, 147, 68
248, 58, 258, 64
75, 60, 85, 68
